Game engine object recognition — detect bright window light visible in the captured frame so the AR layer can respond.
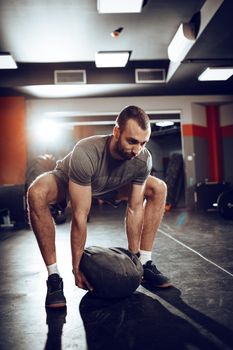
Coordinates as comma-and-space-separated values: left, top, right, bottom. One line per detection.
156, 121, 175, 127
95, 51, 130, 67
33, 120, 62, 144
0, 53, 17, 69
97, 0, 144, 13
198, 67, 233, 81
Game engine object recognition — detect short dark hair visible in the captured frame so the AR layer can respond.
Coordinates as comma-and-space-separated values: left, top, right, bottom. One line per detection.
116, 105, 150, 132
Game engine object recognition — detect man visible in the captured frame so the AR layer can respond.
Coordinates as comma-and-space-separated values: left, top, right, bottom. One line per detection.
27, 105, 171, 308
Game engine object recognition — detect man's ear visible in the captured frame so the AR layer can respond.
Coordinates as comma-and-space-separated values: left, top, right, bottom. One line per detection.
113, 125, 120, 140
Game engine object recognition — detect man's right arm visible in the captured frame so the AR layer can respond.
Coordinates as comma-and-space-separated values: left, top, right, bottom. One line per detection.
69, 180, 93, 290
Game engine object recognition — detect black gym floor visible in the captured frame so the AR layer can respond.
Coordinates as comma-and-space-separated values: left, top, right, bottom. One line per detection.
0, 203, 233, 350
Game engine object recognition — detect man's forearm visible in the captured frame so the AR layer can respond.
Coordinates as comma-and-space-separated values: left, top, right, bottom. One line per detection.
125, 205, 144, 253
70, 216, 87, 272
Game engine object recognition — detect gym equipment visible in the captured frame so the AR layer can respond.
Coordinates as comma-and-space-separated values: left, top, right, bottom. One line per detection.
80, 246, 143, 299
217, 189, 233, 220
25, 154, 56, 187
195, 182, 230, 211
0, 184, 26, 229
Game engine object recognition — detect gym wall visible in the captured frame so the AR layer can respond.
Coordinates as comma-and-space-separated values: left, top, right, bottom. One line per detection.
0, 96, 27, 185
0, 94, 232, 210
220, 104, 233, 183
25, 95, 233, 208
0, 96, 27, 228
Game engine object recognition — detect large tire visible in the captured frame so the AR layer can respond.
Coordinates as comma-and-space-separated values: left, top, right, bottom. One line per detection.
26, 154, 56, 189
164, 153, 184, 208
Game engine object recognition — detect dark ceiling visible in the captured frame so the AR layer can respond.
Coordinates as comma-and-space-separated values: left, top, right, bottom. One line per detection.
0, 0, 233, 99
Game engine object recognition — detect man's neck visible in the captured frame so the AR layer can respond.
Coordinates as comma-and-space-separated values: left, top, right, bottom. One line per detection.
108, 135, 123, 160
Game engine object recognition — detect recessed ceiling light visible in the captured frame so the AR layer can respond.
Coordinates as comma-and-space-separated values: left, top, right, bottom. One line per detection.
97, 0, 144, 13
0, 53, 17, 69
156, 121, 175, 127
198, 67, 233, 81
111, 27, 124, 38
95, 51, 130, 68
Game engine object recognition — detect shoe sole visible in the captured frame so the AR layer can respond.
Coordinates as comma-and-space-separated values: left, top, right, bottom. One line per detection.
141, 279, 173, 288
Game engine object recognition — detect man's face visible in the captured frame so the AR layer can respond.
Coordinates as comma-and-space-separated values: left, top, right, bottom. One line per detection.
115, 119, 151, 160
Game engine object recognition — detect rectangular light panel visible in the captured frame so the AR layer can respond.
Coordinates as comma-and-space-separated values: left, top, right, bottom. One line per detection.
198, 67, 233, 81
95, 51, 130, 68
0, 53, 17, 69
97, 0, 144, 13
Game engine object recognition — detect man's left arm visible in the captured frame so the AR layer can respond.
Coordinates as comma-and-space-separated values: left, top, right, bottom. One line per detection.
125, 182, 145, 254
69, 180, 93, 290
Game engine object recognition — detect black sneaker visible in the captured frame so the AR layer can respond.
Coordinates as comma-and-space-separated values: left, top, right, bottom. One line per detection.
142, 261, 172, 288
45, 274, 66, 308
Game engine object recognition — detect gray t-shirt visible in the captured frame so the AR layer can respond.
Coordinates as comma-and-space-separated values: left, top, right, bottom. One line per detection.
56, 135, 152, 198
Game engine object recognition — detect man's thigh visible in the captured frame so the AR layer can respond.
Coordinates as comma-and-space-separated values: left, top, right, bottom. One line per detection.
29, 170, 68, 207
114, 175, 161, 200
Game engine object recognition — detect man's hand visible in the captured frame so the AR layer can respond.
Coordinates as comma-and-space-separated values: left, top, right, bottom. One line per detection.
73, 269, 93, 291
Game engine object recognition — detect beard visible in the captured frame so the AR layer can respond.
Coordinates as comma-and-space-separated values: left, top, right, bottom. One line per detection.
115, 139, 135, 160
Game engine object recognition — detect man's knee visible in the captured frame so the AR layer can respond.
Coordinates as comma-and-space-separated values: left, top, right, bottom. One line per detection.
27, 178, 50, 210
145, 176, 167, 200
27, 173, 59, 209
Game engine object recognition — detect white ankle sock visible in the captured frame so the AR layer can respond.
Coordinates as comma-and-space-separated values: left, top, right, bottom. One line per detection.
139, 250, 152, 265
47, 263, 60, 276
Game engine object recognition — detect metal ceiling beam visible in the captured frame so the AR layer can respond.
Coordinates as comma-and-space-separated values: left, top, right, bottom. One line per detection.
166, 0, 224, 82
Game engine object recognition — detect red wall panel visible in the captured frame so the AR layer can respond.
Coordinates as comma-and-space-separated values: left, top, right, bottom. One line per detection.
0, 97, 27, 184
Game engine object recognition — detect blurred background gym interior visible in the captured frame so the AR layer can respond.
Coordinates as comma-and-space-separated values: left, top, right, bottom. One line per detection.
0, 1, 233, 349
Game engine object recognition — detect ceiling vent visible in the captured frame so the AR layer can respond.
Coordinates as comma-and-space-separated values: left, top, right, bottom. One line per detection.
135, 69, 166, 83
54, 70, 86, 84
